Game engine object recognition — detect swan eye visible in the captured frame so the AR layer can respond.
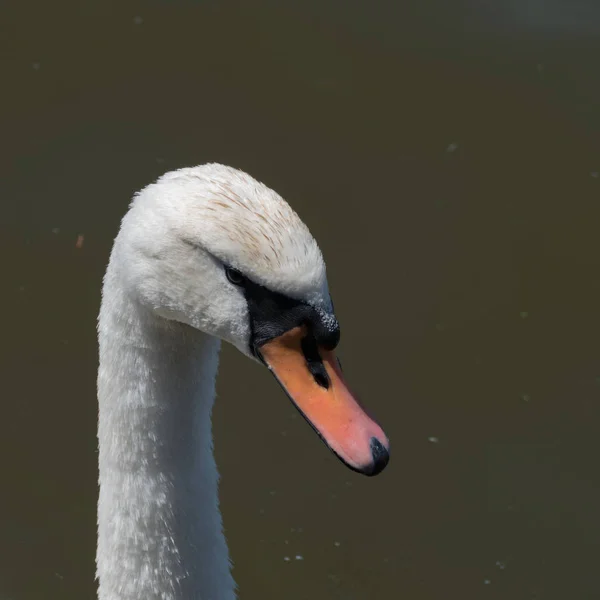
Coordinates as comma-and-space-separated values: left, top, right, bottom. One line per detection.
225, 267, 245, 286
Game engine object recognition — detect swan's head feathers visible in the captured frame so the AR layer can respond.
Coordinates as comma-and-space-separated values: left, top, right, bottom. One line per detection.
162, 164, 328, 302
113, 163, 332, 355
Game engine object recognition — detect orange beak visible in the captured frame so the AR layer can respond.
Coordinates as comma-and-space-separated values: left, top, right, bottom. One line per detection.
257, 326, 389, 475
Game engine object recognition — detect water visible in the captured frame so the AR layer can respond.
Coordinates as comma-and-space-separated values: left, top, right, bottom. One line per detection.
2, 1, 600, 598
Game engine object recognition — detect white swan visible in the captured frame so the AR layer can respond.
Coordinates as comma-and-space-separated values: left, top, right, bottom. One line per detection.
96, 163, 390, 600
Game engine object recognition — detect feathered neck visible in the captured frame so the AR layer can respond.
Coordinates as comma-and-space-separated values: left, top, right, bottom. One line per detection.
96, 259, 235, 600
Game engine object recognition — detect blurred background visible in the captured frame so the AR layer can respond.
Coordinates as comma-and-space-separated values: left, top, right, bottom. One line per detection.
1, 1, 600, 598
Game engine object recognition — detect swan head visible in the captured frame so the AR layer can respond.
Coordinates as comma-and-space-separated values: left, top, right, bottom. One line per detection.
114, 163, 389, 476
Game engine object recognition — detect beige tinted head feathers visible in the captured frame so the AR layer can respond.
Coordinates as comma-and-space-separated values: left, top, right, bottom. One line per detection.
136, 163, 329, 307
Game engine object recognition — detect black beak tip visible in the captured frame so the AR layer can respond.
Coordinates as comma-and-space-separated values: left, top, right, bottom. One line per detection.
362, 437, 390, 476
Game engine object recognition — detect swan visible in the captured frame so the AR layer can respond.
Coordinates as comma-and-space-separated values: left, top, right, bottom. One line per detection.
96, 163, 390, 600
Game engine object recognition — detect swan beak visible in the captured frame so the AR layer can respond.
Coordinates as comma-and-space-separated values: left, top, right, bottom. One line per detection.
257, 326, 390, 476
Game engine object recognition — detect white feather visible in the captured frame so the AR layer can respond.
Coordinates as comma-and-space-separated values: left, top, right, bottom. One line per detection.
97, 164, 330, 599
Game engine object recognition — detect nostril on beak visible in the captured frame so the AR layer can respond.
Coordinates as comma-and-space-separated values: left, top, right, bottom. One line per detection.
365, 437, 390, 476
300, 334, 330, 389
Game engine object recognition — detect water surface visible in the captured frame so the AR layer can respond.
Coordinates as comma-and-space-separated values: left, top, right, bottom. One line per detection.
1, 1, 600, 598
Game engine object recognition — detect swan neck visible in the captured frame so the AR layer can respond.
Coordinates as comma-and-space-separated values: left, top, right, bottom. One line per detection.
96, 274, 234, 600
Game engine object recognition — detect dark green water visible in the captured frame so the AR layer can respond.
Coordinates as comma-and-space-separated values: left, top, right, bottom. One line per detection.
2, 1, 600, 598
